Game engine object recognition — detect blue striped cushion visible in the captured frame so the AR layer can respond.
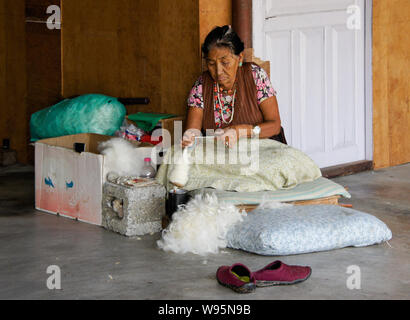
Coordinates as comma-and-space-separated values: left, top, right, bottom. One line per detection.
189, 177, 351, 205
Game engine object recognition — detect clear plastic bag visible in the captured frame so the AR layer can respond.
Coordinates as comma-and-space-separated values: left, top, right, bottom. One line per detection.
115, 118, 146, 141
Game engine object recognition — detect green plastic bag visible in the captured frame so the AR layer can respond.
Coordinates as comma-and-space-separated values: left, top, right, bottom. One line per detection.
30, 94, 126, 141
127, 112, 176, 132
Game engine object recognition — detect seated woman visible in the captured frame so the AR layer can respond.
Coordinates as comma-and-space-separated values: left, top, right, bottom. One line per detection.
182, 25, 286, 148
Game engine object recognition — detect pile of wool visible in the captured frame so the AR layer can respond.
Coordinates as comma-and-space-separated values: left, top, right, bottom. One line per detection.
157, 193, 246, 256
98, 138, 144, 177
167, 146, 192, 188
256, 200, 292, 210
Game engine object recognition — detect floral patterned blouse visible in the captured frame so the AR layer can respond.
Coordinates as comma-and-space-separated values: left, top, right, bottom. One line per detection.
187, 64, 276, 128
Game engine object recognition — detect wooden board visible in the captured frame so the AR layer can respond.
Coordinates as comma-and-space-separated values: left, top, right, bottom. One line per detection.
158, 0, 201, 117
159, 116, 185, 146
0, 0, 28, 163
372, 0, 410, 169
61, 0, 200, 117
236, 195, 341, 213
162, 194, 343, 228
25, 0, 62, 164
199, 0, 232, 52
321, 160, 373, 179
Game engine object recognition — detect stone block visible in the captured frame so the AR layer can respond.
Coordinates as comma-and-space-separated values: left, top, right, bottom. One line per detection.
102, 180, 166, 236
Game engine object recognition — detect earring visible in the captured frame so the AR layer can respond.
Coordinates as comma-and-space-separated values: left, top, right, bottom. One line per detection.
239, 61, 243, 67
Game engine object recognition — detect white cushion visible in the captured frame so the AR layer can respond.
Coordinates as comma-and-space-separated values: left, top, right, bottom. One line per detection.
226, 205, 392, 256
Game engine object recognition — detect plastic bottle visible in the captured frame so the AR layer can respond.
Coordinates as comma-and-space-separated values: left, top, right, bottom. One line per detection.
140, 157, 156, 179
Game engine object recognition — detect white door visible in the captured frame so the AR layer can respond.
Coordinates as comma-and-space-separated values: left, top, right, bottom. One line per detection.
253, 0, 367, 168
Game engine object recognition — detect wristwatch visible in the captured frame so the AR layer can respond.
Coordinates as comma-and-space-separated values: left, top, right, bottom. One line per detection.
252, 125, 261, 138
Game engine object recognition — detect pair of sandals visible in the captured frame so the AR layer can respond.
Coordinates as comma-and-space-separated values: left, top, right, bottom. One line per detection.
216, 261, 311, 293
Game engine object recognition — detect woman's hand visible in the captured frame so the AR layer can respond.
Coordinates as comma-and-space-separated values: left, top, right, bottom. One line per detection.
217, 127, 237, 148
217, 125, 251, 148
181, 128, 202, 148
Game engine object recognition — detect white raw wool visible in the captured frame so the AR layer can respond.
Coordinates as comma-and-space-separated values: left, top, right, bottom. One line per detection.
167, 147, 192, 188
98, 138, 144, 177
256, 200, 292, 210
157, 193, 246, 256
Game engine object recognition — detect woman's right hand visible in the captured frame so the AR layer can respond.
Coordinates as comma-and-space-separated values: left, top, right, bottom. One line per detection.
181, 128, 202, 148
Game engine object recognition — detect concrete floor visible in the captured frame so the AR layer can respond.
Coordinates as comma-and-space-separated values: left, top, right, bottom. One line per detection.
0, 163, 409, 300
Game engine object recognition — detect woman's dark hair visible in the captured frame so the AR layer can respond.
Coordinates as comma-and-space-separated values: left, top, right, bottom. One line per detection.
201, 25, 245, 58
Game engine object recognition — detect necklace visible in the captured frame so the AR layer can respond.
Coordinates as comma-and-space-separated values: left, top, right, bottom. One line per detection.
219, 87, 235, 95
215, 82, 236, 125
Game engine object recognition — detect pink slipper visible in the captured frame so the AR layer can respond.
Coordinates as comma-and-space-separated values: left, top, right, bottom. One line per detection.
253, 260, 312, 287
216, 263, 256, 293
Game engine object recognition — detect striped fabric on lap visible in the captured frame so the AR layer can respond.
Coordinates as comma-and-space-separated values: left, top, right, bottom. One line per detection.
189, 177, 351, 205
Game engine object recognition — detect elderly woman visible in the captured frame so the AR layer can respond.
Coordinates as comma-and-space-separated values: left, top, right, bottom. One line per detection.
182, 25, 286, 148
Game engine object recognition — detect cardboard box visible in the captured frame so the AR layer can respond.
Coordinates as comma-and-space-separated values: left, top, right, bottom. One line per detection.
34, 133, 160, 226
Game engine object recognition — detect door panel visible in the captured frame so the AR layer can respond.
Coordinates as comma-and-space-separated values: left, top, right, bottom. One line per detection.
254, 0, 365, 168
298, 27, 326, 154
265, 0, 353, 17
265, 31, 292, 142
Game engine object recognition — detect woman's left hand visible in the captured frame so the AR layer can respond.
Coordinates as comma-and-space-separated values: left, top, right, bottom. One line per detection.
217, 125, 253, 148
217, 127, 237, 148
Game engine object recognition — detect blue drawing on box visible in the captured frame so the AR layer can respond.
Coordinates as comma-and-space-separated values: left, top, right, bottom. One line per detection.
44, 177, 55, 188
66, 181, 74, 189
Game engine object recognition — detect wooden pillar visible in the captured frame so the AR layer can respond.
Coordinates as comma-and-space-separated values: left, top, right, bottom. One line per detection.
372, 0, 410, 169
232, 0, 252, 48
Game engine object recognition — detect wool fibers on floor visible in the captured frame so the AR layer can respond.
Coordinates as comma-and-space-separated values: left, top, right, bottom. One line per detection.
157, 193, 247, 256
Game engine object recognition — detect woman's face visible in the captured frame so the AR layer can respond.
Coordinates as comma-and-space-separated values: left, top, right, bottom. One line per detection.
206, 46, 243, 91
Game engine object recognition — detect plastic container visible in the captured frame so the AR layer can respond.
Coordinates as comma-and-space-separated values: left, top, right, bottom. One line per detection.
139, 157, 156, 179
